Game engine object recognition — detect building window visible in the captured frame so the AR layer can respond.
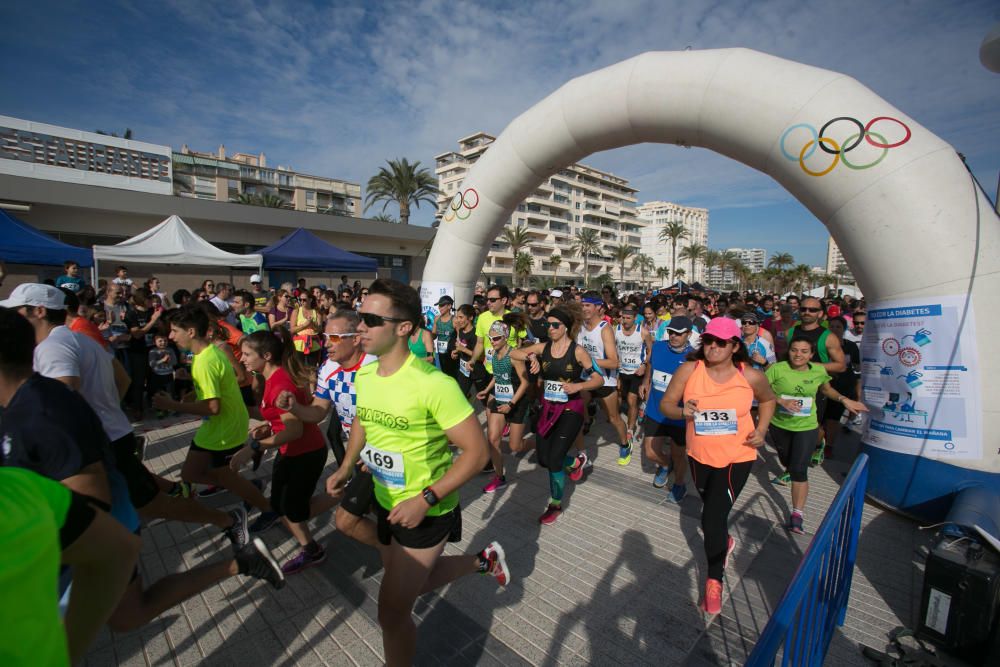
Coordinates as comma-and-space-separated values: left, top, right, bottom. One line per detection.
574, 215, 580, 222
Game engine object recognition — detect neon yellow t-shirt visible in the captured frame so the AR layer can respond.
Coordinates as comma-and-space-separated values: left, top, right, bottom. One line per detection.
0, 468, 72, 667
356, 353, 474, 515
474, 310, 526, 373
191, 344, 249, 450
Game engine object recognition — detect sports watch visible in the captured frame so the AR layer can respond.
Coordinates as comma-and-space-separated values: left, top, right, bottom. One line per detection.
421, 486, 440, 507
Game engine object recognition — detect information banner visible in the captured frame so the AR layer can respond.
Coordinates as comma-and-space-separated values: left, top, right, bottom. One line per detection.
860, 295, 981, 459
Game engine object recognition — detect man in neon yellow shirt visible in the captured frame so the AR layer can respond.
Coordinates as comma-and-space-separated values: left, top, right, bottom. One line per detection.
327, 278, 510, 667
472, 284, 526, 375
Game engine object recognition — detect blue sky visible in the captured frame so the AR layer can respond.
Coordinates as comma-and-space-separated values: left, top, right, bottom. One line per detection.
2, 0, 998, 267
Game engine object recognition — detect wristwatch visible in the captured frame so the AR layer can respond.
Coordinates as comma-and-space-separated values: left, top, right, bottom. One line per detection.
421, 486, 440, 507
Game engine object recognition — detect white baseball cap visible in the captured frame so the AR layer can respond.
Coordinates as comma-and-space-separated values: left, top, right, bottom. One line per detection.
550, 289, 564, 298
0, 283, 67, 310
250, 274, 262, 284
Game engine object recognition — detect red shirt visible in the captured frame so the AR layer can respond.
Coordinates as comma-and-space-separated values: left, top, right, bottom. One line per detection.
69, 316, 109, 350
261, 367, 325, 456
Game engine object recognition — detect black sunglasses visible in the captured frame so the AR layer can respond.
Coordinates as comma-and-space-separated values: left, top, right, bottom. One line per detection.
360, 312, 408, 328
701, 335, 732, 348
486, 296, 502, 303
800, 307, 823, 313
741, 320, 758, 326
545, 320, 565, 329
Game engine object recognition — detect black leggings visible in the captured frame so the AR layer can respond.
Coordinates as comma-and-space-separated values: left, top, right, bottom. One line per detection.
536, 411, 584, 471
768, 425, 816, 483
688, 457, 753, 580
326, 413, 347, 467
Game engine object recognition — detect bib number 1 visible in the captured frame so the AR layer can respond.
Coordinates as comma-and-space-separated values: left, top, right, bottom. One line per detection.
362, 445, 405, 488
693, 409, 738, 436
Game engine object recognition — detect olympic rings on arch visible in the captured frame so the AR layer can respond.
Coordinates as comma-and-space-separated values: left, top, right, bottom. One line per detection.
779, 115, 911, 177
443, 187, 479, 223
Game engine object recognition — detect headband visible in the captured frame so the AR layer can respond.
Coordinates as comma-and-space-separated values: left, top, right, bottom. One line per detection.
581, 296, 603, 305
548, 308, 573, 329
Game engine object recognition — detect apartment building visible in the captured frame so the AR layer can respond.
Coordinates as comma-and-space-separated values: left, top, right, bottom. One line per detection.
636, 201, 709, 283
826, 236, 853, 279
173, 144, 362, 217
435, 132, 645, 288
705, 247, 767, 290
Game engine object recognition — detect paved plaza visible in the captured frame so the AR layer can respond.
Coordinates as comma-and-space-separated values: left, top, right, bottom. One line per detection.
84, 415, 930, 666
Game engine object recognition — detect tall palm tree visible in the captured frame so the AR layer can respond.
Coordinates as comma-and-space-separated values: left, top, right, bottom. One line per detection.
679, 243, 706, 285
631, 253, 655, 290
364, 158, 439, 225
570, 228, 601, 288
792, 264, 813, 293
370, 213, 398, 223
514, 252, 534, 288
550, 254, 562, 284
658, 222, 689, 286
611, 243, 636, 289
703, 249, 722, 289
655, 266, 671, 286
673, 267, 686, 281
768, 252, 795, 271
501, 226, 532, 258
719, 250, 740, 289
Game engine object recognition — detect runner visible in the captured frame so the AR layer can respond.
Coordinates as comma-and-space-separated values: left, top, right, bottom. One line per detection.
512, 303, 604, 524
575, 290, 629, 467
614, 305, 650, 451
822, 316, 863, 457
741, 313, 775, 371
446, 304, 478, 398
476, 318, 530, 493
408, 315, 435, 364
291, 293, 322, 366
640, 315, 694, 503
325, 279, 509, 667
766, 335, 868, 534
658, 317, 777, 616
281, 308, 379, 548
431, 295, 455, 372
230, 330, 338, 574
234, 289, 269, 334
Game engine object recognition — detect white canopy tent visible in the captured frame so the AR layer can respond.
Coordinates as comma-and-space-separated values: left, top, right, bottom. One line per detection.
806, 284, 863, 299
92, 215, 262, 281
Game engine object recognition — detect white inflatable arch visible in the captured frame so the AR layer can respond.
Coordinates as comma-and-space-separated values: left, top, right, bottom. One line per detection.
422, 49, 999, 519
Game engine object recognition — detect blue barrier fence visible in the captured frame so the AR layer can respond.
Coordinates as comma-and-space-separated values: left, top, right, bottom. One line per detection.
745, 453, 870, 666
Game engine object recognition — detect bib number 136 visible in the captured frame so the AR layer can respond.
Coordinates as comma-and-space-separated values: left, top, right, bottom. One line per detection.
362, 445, 405, 488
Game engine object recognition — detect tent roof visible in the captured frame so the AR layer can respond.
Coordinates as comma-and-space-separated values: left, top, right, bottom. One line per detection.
0, 209, 93, 267
93, 215, 261, 269
259, 228, 377, 272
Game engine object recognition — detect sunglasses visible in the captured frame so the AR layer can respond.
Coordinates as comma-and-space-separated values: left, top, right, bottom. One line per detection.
800, 307, 823, 313
741, 320, 758, 326
323, 332, 359, 343
701, 335, 732, 348
359, 312, 408, 328
489, 335, 505, 343
545, 320, 565, 329
486, 296, 502, 303
526, 302, 541, 307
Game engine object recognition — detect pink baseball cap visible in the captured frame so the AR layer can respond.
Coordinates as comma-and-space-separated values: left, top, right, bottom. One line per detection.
703, 317, 741, 341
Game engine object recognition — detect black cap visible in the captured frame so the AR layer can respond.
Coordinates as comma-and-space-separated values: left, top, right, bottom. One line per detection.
436, 295, 454, 306
665, 315, 693, 332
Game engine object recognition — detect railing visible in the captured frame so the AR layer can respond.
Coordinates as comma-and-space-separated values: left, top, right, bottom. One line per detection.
745, 453, 869, 667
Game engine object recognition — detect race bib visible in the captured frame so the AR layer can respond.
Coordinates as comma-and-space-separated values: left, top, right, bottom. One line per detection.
543, 379, 569, 403
361, 445, 405, 488
621, 355, 641, 373
780, 395, 813, 417
652, 370, 671, 392
693, 409, 738, 436
459, 359, 471, 377
435, 338, 448, 354
494, 382, 514, 403
485, 348, 494, 366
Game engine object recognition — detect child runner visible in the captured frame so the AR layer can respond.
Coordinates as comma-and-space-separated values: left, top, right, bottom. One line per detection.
148, 333, 177, 418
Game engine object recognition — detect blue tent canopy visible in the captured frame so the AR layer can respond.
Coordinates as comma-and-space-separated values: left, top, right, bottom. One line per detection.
260, 228, 377, 273
0, 209, 93, 267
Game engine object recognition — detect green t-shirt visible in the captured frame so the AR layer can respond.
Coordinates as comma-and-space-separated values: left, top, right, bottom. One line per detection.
765, 361, 832, 431
191, 344, 250, 450
356, 353, 474, 516
474, 310, 526, 373
0, 468, 72, 667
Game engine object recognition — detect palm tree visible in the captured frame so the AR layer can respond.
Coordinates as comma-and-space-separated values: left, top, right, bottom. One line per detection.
550, 254, 563, 284
257, 193, 288, 208
611, 243, 636, 289
679, 243, 706, 285
514, 252, 534, 288
703, 249, 722, 289
655, 266, 671, 287
237, 193, 258, 205
658, 222, 689, 286
570, 228, 601, 288
768, 252, 795, 271
631, 253, 655, 290
719, 250, 740, 289
791, 264, 813, 293
364, 158, 439, 225
501, 226, 532, 258
371, 213, 398, 223
673, 267, 686, 282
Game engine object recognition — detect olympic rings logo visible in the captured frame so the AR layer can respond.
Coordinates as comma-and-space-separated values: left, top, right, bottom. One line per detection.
443, 188, 479, 223
780, 116, 912, 177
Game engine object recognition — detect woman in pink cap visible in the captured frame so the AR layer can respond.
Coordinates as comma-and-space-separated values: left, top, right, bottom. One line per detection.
658, 317, 777, 616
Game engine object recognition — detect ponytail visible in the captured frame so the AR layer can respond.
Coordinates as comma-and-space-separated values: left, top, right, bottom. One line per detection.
502, 311, 530, 336
243, 329, 312, 390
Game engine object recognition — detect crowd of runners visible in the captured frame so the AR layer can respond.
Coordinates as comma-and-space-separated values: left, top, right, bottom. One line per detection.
0, 266, 869, 665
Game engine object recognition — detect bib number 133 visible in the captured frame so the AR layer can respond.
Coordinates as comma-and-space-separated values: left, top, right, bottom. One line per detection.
693, 409, 738, 435
362, 445, 405, 488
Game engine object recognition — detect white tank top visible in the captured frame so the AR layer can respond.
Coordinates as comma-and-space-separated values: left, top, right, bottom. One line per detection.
615, 324, 645, 375
577, 320, 617, 387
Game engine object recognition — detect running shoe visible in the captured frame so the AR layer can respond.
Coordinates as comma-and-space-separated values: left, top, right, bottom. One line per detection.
483, 475, 507, 494
724, 535, 737, 570
788, 513, 805, 535
539, 504, 562, 525
568, 452, 590, 482
281, 546, 327, 575
701, 578, 723, 615
225, 507, 250, 551
502, 423, 511, 438
770, 471, 791, 486
481, 541, 511, 587
652, 465, 671, 489
243, 478, 265, 511
617, 443, 632, 466
249, 511, 282, 533
625, 428, 634, 446
236, 537, 286, 589
810, 445, 825, 467
198, 484, 226, 498
168, 480, 193, 498
666, 483, 687, 504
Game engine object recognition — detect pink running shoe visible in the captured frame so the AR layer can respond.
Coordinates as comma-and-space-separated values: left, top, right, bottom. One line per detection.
481, 541, 511, 587
482, 475, 507, 494
568, 452, 589, 482
539, 504, 562, 525
701, 578, 723, 615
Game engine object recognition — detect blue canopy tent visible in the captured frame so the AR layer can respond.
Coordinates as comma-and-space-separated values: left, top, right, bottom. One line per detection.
259, 228, 378, 273
0, 209, 93, 267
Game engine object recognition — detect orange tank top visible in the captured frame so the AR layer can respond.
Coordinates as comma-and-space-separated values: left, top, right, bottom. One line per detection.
683, 361, 756, 467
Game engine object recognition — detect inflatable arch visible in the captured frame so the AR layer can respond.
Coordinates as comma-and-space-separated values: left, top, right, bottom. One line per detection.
422, 49, 999, 521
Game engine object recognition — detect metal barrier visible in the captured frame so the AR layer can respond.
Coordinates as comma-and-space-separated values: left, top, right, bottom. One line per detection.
745, 453, 870, 666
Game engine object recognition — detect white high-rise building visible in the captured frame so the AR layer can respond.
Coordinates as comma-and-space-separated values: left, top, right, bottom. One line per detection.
826, 236, 853, 279
636, 201, 709, 284
435, 132, 645, 288
707, 247, 767, 290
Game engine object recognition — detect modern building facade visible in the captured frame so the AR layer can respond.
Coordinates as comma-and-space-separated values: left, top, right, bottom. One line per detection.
826, 236, 853, 279
706, 247, 766, 290
636, 200, 709, 283
435, 132, 646, 288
